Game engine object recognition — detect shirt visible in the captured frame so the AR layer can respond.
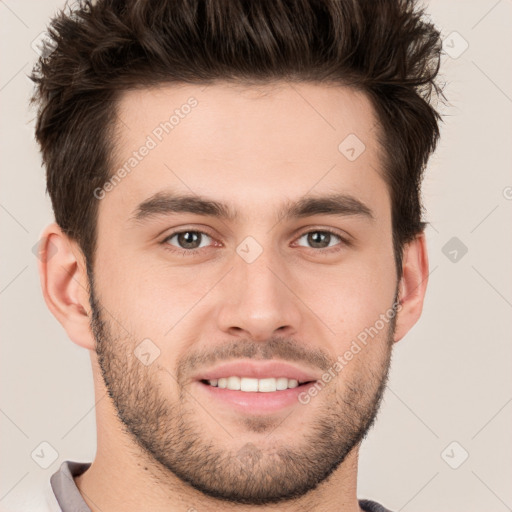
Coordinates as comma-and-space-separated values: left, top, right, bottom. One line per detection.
14, 460, 395, 512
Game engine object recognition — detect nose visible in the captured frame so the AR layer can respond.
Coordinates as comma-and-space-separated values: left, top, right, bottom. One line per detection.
216, 246, 303, 342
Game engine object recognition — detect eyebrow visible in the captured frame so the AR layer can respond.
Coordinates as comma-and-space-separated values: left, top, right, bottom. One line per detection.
129, 190, 374, 224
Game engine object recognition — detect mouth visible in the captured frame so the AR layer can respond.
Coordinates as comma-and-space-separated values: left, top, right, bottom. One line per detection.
193, 360, 320, 414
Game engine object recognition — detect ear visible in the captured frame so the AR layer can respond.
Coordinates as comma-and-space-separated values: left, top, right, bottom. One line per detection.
37, 223, 95, 351
393, 232, 429, 343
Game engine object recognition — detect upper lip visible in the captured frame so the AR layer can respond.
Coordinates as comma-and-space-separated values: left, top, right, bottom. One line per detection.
194, 360, 320, 383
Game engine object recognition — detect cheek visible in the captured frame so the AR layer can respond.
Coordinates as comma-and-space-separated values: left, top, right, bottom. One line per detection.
301, 254, 396, 334
95, 253, 214, 341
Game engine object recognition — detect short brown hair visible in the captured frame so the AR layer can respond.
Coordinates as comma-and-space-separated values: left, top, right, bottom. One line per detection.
30, 0, 444, 275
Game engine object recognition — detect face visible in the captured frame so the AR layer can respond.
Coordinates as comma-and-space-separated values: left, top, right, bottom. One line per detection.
90, 82, 399, 504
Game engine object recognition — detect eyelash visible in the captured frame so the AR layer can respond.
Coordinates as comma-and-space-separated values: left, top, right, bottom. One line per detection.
160, 228, 350, 257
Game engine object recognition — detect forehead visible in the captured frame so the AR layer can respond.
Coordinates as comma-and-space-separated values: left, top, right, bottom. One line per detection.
104, 81, 388, 223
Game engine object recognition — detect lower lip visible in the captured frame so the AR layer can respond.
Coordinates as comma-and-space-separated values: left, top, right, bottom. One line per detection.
196, 380, 317, 414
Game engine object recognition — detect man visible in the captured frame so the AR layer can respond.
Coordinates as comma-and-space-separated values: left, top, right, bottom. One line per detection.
30, 0, 443, 510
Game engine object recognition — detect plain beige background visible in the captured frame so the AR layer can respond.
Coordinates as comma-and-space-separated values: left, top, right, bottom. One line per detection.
1, 1, 511, 510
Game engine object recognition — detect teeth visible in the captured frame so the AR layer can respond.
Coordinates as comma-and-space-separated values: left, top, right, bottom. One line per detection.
276, 377, 289, 390
227, 376, 240, 390
207, 377, 303, 392
241, 377, 258, 392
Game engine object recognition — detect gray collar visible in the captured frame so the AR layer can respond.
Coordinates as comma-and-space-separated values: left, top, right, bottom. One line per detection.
50, 460, 92, 512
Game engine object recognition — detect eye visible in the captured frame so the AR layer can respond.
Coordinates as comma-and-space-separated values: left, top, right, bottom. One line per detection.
295, 229, 347, 252
162, 230, 215, 255
160, 227, 348, 257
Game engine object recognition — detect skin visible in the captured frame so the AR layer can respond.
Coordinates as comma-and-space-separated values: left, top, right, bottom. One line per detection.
39, 82, 429, 512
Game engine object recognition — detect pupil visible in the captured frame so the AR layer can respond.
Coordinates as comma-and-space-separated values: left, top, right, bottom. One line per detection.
179, 231, 200, 249
309, 232, 329, 248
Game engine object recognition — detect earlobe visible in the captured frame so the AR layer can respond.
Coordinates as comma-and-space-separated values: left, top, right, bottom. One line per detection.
393, 233, 429, 343
37, 223, 96, 351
